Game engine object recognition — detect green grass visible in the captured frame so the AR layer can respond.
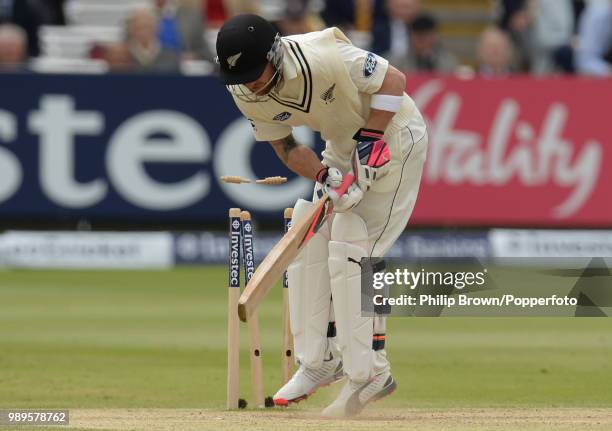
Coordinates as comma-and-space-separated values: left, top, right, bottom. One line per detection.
0, 267, 611, 410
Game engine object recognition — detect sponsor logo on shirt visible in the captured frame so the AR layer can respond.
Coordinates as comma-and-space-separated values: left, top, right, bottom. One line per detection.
273, 111, 292, 121
321, 83, 336, 104
364, 53, 377, 78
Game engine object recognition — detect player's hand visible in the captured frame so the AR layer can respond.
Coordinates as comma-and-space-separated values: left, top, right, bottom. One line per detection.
329, 182, 363, 213
352, 128, 391, 192
316, 166, 343, 189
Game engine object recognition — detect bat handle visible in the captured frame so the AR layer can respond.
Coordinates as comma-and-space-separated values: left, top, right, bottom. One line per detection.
328, 173, 355, 201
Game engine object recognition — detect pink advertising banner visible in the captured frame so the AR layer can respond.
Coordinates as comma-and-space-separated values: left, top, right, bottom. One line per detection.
407, 76, 612, 227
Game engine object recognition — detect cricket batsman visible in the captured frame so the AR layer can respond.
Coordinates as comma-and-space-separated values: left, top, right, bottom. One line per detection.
215, 14, 428, 418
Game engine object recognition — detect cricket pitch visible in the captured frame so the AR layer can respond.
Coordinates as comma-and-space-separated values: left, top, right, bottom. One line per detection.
59, 408, 612, 431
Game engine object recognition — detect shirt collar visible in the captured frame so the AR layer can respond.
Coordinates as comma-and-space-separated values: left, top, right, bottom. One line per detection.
280, 38, 299, 81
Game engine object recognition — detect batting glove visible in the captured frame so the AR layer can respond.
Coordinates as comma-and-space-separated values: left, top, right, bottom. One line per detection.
331, 182, 363, 213
315, 169, 363, 212
316, 166, 343, 189
352, 128, 391, 192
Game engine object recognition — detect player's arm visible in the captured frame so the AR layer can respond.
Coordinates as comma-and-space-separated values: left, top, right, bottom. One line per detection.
336, 42, 406, 134
271, 134, 359, 210
364, 65, 406, 132
243, 117, 327, 182
337, 43, 405, 191
270, 134, 326, 181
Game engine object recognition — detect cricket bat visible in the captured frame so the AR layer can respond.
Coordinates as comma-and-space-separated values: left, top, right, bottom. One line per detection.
237, 173, 355, 322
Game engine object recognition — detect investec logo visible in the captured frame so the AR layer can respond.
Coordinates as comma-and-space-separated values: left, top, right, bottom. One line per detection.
229, 218, 241, 287
283, 217, 292, 288
242, 223, 254, 281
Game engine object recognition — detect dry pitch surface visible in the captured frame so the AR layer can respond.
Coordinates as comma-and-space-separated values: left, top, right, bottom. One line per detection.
53, 408, 612, 431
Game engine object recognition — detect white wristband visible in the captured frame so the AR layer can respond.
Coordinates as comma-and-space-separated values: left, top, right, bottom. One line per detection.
370, 94, 403, 112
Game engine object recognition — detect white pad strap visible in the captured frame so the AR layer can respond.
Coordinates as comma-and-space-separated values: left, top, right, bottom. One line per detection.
288, 199, 333, 369
370, 94, 403, 112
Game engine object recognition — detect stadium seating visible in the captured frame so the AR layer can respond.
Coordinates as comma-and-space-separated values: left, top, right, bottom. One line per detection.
34, 0, 148, 72
425, 0, 493, 65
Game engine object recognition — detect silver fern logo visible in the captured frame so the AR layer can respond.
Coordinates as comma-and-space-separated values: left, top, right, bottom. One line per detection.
321, 83, 336, 104
227, 52, 242, 69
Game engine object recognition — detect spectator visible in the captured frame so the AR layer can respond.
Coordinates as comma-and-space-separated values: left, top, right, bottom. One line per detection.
0, 23, 27, 69
395, 12, 456, 73
387, 0, 421, 21
576, 0, 612, 76
320, 0, 355, 29
572, 0, 587, 31
497, 0, 531, 72
0, 0, 65, 57
531, 0, 575, 74
370, 0, 392, 54
155, 0, 214, 61
222, 0, 317, 36
320, 0, 421, 53
104, 42, 132, 72
259, 0, 318, 35
385, 0, 422, 67
477, 26, 515, 76
124, 6, 180, 72
321, 0, 393, 49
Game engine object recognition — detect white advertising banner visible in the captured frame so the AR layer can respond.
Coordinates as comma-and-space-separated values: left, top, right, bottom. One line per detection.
0, 231, 173, 269
490, 229, 612, 264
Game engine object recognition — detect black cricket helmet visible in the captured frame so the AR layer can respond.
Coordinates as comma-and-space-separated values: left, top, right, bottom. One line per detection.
215, 14, 283, 102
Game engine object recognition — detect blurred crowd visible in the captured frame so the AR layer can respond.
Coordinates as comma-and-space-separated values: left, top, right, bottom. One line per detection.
0, 0, 610, 76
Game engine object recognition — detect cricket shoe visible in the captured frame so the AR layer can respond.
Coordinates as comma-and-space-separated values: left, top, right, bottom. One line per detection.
273, 355, 344, 406
320, 371, 396, 418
